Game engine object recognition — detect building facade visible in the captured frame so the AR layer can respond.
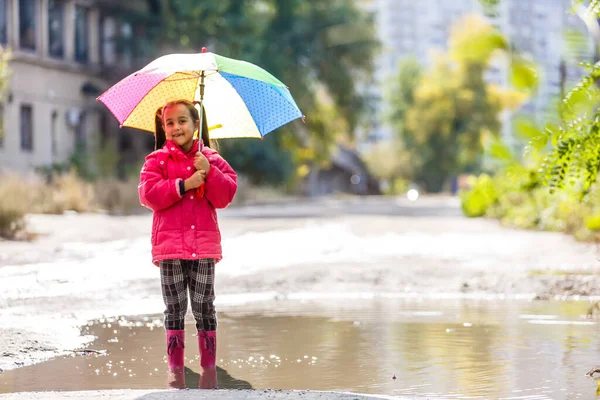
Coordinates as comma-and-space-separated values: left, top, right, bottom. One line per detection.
0, 0, 153, 174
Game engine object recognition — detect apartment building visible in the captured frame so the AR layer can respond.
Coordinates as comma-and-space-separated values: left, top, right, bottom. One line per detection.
363, 0, 593, 148
0, 0, 153, 173
480, 0, 591, 114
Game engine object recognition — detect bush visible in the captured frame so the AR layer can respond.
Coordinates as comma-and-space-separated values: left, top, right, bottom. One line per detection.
0, 166, 292, 240
32, 170, 94, 214
93, 178, 142, 215
585, 214, 600, 231
460, 167, 600, 241
0, 171, 141, 239
230, 175, 289, 206
460, 174, 497, 217
0, 174, 32, 239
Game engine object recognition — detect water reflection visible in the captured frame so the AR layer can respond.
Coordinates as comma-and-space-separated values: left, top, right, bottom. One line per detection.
0, 298, 599, 399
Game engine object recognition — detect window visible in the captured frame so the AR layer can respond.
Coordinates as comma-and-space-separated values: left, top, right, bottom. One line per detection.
0, 0, 7, 45
48, 0, 64, 58
20, 105, 33, 152
74, 6, 89, 63
120, 22, 133, 68
99, 16, 116, 66
19, 0, 37, 51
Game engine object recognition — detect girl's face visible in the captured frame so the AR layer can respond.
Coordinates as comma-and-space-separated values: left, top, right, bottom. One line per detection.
162, 104, 199, 151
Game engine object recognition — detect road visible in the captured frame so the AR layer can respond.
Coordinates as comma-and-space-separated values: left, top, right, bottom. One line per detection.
1, 195, 599, 382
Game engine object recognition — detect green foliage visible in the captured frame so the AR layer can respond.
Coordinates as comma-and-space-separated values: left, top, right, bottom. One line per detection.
485, 135, 516, 167
385, 58, 422, 141
219, 135, 294, 186
585, 213, 600, 231
463, 0, 600, 242
460, 174, 497, 217
460, 131, 600, 240
145, 0, 379, 186
95, 138, 121, 179
362, 141, 415, 194
509, 56, 538, 91
539, 61, 600, 194
56, 135, 144, 183
461, 171, 600, 241
532, 3, 600, 196
386, 16, 532, 192
69, 143, 96, 181
478, 0, 500, 14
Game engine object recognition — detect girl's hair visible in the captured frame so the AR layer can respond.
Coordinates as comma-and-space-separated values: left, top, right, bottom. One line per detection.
154, 99, 211, 150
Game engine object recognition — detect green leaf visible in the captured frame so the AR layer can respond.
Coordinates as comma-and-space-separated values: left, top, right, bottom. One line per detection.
514, 117, 548, 149
514, 117, 541, 139
487, 137, 515, 164
563, 29, 590, 61
509, 57, 538, 91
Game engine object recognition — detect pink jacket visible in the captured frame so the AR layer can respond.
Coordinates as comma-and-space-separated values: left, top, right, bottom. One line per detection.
138, 139, 237, 265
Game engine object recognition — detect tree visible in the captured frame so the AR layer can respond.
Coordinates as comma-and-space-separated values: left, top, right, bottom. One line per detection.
534, 1, 600, 195
143, 0, 379, 186
385, 58, 422, 144
362, 141, 414, 194
394, 15, 530, 192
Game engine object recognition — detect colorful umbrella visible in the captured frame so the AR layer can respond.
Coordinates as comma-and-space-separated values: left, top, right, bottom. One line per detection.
97, 48, 304, 139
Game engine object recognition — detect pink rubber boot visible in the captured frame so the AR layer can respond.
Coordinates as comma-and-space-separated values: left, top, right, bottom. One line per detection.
166, 330, 185, 388
198, 330, 217, 389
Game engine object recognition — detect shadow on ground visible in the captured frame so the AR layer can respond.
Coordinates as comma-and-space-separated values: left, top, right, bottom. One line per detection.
176, 366, 252, 390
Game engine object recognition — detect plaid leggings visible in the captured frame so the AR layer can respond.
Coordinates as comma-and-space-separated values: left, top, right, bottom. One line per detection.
159, 258, 217, 331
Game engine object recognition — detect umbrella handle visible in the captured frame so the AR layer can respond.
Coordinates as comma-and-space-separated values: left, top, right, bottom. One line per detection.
197, 183, 205, 198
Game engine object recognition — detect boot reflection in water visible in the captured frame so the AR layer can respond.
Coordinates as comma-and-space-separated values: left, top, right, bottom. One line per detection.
167, 367, 186, 389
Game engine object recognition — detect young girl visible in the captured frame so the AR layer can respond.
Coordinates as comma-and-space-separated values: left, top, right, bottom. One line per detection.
139, 99, 237, 389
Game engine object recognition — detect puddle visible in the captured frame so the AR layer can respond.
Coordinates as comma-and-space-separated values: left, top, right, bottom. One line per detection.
1, 298, 599, 399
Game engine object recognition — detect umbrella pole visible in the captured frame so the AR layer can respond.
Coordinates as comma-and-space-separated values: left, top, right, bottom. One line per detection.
196, 71, 206, 143
196, 71, 206, 199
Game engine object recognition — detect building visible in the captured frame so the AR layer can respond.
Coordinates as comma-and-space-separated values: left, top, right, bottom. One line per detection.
304, 143, 381, 196
363, 0, 593, 150
359, 0, 476, 149
0, 0, 155, 175
477, 0, 593, 149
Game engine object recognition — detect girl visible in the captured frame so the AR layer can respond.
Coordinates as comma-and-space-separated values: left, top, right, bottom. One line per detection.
139, 99, 237, 389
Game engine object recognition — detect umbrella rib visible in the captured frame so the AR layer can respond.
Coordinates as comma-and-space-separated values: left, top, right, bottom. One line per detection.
138, 70, 220, 82
162, 71, 200, 81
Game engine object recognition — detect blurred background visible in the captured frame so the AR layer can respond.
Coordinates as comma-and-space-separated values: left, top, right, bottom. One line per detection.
5, 2, 600, 398
1, 0, 600, 242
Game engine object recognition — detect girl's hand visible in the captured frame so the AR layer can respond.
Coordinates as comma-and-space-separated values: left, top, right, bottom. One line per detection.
184, 170, 206, 190
194, 152, 211, 174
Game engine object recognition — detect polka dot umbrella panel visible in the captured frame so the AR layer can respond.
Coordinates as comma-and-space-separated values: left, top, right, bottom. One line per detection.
97, 51, 304, 139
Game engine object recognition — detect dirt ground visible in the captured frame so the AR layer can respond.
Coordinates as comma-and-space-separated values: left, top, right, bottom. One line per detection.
1, 195, 600, 374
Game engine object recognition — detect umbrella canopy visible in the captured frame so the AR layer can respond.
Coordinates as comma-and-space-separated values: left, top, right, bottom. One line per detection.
97, 50, 303, 139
